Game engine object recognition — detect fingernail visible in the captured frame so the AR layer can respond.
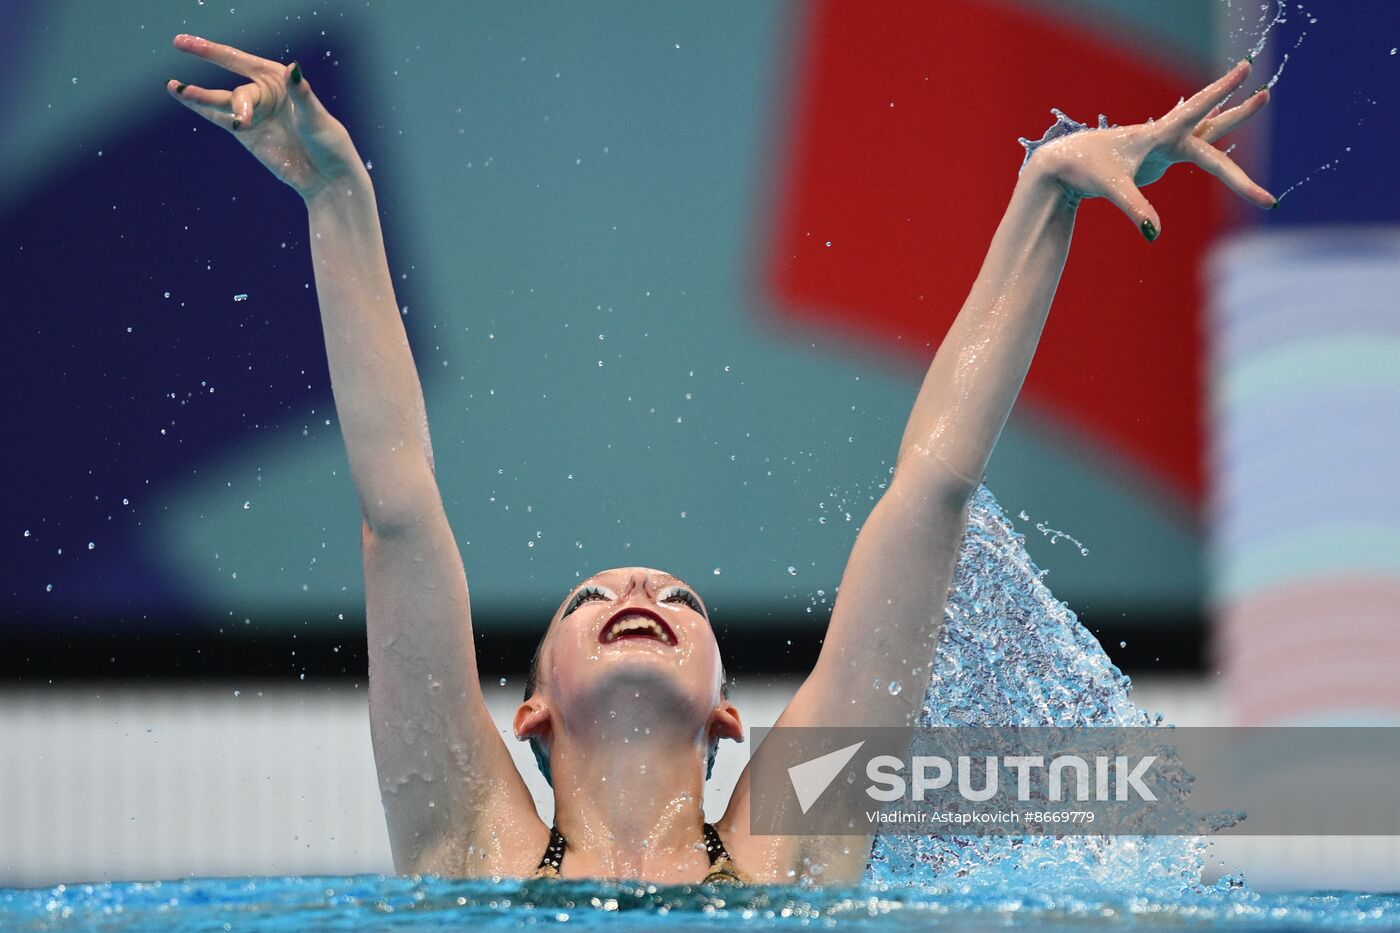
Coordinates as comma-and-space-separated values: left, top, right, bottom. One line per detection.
175, 82, 187, 95
290, 61, 302, 85
1269, 198, 1280, 210
1244, 53, 1254, 64
231, 117, 242, 131
1254, 84, 1270, 96
1141, 219, 1158, 242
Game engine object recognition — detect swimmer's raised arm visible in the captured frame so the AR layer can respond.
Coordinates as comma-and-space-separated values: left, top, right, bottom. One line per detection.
167, 36, 543, 875
722, 61, 1273, 880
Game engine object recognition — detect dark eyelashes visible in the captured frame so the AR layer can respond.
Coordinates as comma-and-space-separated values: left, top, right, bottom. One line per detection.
669, 590, 704, 614
563, 586, 704, 616
564, 585, 607, 616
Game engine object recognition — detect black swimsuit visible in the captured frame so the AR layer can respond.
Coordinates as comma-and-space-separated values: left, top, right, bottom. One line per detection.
534, 822, 742, 884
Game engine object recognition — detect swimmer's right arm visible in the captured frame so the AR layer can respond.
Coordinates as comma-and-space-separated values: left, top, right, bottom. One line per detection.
168, 36, 545, 876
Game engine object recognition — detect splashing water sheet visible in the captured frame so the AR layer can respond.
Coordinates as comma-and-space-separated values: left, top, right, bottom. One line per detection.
5, 487, 1397, 929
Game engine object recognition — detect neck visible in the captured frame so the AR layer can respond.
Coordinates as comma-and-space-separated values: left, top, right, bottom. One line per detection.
547, 687, 710, 876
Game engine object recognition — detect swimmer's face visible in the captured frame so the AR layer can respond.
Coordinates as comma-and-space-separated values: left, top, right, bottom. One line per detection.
536, 567, 725, 720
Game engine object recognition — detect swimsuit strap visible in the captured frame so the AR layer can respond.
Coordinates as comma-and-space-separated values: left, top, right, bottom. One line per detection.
699, 822, 743, 885
534, 825, 567, 878
532, 822, 742, 884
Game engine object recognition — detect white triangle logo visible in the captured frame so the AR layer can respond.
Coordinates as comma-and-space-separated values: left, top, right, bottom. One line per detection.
787, 741, 865, 814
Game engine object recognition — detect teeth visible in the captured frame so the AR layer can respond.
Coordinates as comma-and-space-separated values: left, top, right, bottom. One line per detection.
605, 615, 668, 643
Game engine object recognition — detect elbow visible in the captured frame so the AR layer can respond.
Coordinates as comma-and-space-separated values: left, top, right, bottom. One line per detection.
888, 461, 978, 514
361, 503, 425, 538
358, 464, 442, 536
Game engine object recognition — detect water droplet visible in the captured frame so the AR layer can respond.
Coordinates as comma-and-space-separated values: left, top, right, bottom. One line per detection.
45, 583, 53, 592
87, 541, 95, 550
712, 568, 722, 575
787, 566, 797, 575
243, 501, 251, 510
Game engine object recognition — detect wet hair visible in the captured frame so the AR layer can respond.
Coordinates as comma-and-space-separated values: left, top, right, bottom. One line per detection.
521, 627, 729, 787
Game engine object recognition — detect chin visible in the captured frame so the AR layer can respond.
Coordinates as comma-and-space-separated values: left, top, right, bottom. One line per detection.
573, 655, 713, 717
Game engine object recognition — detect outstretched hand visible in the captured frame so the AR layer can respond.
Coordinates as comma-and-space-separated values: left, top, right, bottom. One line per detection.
167, 34, 363, 202
1034, 59, 1274, 240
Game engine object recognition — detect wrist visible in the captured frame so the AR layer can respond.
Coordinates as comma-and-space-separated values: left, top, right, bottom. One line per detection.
303, 168, 375, 212
1015, 160, 1083, 212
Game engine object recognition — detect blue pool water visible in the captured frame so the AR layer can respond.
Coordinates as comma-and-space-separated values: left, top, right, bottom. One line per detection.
5, 875, 1399, 931
6, 488, 1395, 929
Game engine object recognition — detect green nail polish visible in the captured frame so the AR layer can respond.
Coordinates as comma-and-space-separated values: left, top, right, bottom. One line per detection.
1141, 219, 1158, 242
1269, 198, 1280, 210
175, 82, 187, 95
1254, 84, 1270, 96
231, 117, 242, 131
1245, 53, 1254, 64
290, 62, 302, 85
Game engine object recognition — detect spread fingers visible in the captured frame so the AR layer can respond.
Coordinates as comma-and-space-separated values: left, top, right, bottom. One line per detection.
1198, 87, 1270, 144
1187, 136, 1276, 208
1164, 59, 1252, 132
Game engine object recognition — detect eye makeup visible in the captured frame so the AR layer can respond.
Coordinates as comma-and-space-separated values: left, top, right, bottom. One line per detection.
562, 584, 615, 617
559, 580, 706, 618
659, 585, 705, 616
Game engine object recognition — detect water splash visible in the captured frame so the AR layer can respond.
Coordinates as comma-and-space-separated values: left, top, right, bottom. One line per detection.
1018, 110, 1114, 175
1243, 0, 1289, 66
867, 486, 1205, 895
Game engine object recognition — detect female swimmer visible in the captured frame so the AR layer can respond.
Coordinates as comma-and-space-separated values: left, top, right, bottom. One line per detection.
166, 34, 1273, 883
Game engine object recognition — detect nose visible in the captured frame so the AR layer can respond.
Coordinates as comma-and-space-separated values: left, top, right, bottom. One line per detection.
622, 568, 652, 601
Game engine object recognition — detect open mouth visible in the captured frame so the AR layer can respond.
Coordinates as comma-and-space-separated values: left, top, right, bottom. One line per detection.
599, 608, 678, 646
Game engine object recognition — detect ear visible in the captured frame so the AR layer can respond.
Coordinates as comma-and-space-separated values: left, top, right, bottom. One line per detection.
707, 701, 744, 743
514, 697, 552, 741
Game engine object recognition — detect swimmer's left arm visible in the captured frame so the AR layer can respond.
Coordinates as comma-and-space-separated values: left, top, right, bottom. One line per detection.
778, 58, 1277, 731
723, 61, 1275, 880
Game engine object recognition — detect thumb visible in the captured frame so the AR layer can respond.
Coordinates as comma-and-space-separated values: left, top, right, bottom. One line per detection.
1103, 178, 1162, 242
284, 60, 332, 128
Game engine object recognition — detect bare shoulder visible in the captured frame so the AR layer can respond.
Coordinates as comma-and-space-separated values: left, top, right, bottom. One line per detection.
715, 794, 872, 885
405, 804, 552, 878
